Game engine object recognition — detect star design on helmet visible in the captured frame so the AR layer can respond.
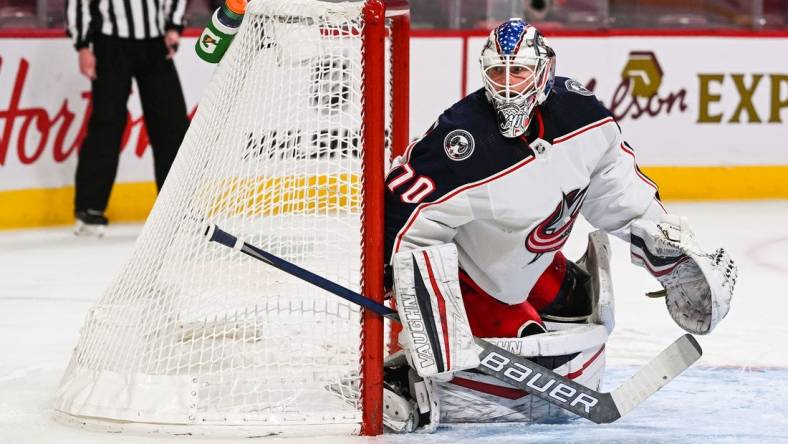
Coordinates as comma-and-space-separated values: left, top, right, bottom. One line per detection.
495, 20, 528, 55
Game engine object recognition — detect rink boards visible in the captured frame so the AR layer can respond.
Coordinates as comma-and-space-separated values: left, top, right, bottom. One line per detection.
0, 31, 787, 228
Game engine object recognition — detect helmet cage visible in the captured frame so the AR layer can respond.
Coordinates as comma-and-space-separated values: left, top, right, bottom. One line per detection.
480, 22, 555, 138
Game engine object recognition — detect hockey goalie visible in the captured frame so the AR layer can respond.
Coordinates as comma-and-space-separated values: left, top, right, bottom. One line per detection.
381, 18, 738, 432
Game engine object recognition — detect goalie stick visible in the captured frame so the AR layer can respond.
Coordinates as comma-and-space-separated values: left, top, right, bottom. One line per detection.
204, 224, 701, 424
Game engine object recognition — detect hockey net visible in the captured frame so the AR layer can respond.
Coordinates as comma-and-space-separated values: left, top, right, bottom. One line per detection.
55, 0, 408, 436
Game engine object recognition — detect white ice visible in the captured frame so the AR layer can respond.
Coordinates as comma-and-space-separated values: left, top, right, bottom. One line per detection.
1, 201, 787, 443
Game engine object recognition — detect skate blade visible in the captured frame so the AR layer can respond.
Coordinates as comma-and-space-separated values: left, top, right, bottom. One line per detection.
74, 221, 106, 238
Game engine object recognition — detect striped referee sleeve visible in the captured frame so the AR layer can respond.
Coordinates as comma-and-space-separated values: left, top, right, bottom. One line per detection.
65, 0, 93, 49
164, 0, 187, 34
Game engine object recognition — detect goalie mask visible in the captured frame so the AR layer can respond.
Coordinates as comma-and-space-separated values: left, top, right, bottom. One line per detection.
480, 19, 555, 138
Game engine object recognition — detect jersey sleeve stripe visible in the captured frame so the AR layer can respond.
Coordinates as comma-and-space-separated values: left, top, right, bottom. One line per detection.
619, 142, 659, 192
653, 196, 668, 214
553, 116, 615, 145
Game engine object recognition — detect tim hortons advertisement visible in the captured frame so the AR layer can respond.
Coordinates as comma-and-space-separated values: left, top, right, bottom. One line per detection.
0, 37, 211, 192
0, 35, 786, 199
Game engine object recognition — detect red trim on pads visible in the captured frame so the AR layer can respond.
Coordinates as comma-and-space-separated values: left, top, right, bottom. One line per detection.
422, 250, 452, 371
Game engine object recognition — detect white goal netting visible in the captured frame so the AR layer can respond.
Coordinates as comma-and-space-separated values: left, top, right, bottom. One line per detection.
55, 0, 393, 436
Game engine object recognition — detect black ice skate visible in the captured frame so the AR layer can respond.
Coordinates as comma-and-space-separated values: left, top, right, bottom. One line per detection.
74, 209, 108, 237
540, 261, 593, 323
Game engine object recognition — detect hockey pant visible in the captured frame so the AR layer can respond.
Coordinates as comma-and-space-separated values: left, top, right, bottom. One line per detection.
458, 251, 592, 338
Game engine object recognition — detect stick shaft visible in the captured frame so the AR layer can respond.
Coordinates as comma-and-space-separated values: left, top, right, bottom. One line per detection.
205, 224, 699, 424
205, 224, 399, 321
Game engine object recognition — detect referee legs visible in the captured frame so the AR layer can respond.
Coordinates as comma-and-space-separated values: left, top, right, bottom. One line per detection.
135, 38, 189, 191
74, 35, 132, 213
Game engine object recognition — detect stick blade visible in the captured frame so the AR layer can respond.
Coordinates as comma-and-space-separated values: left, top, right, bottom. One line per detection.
610, 334, 702, 418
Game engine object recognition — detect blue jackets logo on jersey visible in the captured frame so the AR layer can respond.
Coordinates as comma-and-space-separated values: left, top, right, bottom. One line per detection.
444, 129, 475, 161
526, 186, 590, 262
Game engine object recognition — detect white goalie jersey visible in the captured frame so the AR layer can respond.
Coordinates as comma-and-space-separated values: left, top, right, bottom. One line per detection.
384, 78, 666, 305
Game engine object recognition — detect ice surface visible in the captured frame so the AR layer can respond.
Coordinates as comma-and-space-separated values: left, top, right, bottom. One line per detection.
1, 201, 787, 443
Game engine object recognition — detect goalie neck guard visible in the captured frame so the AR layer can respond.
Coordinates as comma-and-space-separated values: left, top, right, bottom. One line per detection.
480, 19, 556, 138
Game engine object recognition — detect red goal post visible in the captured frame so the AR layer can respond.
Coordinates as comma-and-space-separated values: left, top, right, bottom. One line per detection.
361, 0, 410, 436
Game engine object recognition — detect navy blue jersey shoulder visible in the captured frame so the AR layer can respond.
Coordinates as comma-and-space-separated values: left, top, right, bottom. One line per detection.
384, 89, 532, 261
392, 88, 534, 199
539, 76, 613, 143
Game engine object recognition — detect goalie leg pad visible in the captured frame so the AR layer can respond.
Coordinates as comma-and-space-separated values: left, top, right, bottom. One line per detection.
577, 230, 615, 334
393, 244, 480, 379
437, 324, 609, 424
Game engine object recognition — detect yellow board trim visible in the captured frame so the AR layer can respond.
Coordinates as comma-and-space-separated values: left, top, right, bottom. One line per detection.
640, 166, 788, 201
209, 174, 361, 217
0, 182, 158, 230
1, 166, 786, 230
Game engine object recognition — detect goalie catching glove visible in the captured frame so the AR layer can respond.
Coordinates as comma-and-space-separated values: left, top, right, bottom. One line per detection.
392, 243, 481, 380
630, 214, 737, 335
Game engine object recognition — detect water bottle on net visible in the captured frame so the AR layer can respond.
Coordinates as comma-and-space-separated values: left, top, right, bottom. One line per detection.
195, 0, 247, 63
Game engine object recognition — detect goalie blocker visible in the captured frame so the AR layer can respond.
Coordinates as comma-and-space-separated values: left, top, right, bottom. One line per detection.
387, 231, 614, 431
